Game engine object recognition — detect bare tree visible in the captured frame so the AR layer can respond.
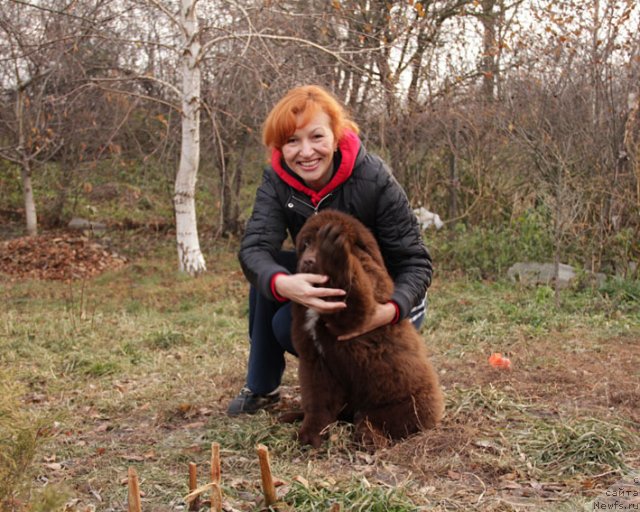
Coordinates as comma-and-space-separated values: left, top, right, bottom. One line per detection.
0, 4, 61, 235
0, 0, 149, 233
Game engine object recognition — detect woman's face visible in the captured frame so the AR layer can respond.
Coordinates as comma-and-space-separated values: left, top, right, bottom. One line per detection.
281, 110, 337, 191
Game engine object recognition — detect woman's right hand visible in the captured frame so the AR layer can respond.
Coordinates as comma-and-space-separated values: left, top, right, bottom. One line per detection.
274, 273, 346, 314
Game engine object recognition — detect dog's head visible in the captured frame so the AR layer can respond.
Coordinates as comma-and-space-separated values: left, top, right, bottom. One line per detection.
295, 209, 393, 313
295, 210, 386, 272
296, 210, 354, 274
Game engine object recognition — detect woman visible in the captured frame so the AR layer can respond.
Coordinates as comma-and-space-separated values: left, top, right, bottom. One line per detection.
227, 85, 432, 416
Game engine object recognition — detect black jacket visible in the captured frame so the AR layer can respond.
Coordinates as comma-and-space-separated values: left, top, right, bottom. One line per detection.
239, 135, 432, 321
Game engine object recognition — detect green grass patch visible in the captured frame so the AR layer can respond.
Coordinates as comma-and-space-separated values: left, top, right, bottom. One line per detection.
284, 478, 419, 511
448, 384, 533, 421
146, 329, 189, 350
517, 417, 636, 477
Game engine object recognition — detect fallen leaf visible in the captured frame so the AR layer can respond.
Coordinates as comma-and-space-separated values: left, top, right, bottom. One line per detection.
293, 475, 309, 488
120, 454, 144, 461
183, 421, 206, 429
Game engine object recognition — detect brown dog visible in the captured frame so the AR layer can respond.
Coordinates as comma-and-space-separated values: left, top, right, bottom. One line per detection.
290, 209, 444, 448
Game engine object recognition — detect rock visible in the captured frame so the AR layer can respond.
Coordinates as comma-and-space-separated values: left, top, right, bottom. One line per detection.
507, 262, 607, 288
507, 262, 575, 288
68, 217, 107, 233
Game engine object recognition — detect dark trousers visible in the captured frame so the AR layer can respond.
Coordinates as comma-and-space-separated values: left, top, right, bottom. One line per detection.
245, 287, 295, 394
244, 262, 426, 395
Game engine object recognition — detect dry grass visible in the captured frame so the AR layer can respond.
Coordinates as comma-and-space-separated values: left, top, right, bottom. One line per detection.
1, 234, 639, 511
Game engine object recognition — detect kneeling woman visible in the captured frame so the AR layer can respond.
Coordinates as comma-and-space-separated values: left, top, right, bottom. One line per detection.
227, 84, 433, 416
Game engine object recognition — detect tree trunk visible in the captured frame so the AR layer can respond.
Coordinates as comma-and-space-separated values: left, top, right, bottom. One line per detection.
20, 161, 38, 236
17, 89, 38, 236
175, 0, 206, 275
481, 0, 497, 102
448, 118, 459, 227
553, 166, 564, 309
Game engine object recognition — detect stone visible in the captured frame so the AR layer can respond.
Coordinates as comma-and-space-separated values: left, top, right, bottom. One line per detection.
507, 262, 607, 288
507, 262, 576, 288
68, 217, 107, 233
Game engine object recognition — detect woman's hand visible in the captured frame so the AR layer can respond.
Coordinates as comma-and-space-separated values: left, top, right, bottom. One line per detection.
336, 302, 396, 341
274, 273, 346, 314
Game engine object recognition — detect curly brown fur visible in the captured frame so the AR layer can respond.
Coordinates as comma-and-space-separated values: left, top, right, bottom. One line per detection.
290, 210, 444, 449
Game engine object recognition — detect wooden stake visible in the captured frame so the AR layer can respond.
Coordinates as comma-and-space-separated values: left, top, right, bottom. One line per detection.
188, 462, 199, 511
210, 442, 222, 512
127, 467, 142, 512
210, 442, 221, 484
256, 444, 277, 508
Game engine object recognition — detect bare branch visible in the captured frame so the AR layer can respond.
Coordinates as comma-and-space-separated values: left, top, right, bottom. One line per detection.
142, 0, 181, 28
8, 0, 98, 23
90, 83, 181, 112
87, 75, 181, 98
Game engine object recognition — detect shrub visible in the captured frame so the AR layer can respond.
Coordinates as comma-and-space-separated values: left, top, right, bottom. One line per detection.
430, 208, 554, 278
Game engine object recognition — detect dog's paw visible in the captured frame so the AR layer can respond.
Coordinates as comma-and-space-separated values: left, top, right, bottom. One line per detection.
317, 222, 350, 273
278, 410, 304, 423
297, 427, 323, 448
354, 416, 391, 451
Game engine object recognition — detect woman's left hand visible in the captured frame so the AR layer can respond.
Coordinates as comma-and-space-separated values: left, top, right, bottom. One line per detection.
335, 302, 396, 341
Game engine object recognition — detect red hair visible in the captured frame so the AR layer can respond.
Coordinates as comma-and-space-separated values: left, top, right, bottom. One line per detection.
262, 85, 359, 150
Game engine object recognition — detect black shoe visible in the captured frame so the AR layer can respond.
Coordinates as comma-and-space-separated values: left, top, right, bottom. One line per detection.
226, 387, 280, 416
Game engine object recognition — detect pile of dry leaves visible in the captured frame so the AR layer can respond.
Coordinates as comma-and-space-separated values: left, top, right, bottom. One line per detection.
0, 233, 127, 281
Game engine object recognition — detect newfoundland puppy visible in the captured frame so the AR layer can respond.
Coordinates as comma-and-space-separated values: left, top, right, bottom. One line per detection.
290, 209, 444, 448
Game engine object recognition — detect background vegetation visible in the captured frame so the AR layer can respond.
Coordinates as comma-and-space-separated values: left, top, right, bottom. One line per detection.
1, 0, 639, 276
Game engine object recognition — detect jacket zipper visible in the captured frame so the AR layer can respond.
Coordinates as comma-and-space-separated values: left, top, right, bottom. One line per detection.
290, 193, 333, 215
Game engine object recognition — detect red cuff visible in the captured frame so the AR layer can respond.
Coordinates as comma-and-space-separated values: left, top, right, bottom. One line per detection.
389, 301, 400, 324
270, 272, 289, 302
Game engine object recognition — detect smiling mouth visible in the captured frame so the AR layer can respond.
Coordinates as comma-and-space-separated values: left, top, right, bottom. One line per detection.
298, 159, 321, 170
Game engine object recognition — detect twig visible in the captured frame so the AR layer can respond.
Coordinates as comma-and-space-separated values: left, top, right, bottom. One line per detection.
127, 467, 142, 512
184, 483, 215, 504
256, 444, 277, 508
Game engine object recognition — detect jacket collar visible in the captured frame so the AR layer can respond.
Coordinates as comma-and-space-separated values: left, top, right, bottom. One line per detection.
270, 129, 361, 206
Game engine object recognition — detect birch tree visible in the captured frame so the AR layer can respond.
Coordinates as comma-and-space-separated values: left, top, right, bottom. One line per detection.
174, 0, 206, 274
136, 0, 205, 274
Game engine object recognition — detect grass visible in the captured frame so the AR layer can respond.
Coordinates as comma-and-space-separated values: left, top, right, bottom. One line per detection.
283, 478, 418, 511
1, 234, 639, 511
517, 417, 634, 476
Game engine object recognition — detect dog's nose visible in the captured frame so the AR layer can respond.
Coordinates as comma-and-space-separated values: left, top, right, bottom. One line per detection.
299, 254, 316, 273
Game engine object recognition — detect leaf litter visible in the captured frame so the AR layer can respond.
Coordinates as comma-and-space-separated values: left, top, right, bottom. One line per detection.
0, 233, 126, 281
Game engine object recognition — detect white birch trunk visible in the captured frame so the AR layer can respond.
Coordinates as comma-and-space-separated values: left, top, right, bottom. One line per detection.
175, 0, 206, 275
17, 90, 38, 236
20, 162, 38, 236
